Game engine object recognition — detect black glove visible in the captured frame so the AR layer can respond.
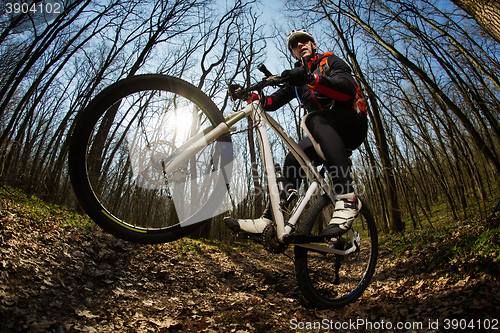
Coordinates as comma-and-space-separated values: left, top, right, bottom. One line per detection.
281, 67, 315, 86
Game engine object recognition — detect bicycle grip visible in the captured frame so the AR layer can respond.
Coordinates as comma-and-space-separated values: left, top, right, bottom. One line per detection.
301, 57, 312, 75
258, 63, 273, 78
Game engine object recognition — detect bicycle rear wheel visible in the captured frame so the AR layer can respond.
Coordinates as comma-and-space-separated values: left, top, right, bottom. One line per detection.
294, 194, 378, 309
69, 74, 232, 244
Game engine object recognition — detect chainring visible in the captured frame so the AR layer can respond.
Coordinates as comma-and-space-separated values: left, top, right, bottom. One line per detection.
262, 223, 288, 254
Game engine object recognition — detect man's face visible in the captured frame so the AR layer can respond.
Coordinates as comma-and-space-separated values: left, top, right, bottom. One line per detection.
291, 37, 317, 60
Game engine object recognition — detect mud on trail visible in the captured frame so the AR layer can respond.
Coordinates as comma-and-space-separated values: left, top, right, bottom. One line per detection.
1, 198, 499, 332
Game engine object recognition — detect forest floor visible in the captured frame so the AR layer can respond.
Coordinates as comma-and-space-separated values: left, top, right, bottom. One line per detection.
1, 188, 499, 333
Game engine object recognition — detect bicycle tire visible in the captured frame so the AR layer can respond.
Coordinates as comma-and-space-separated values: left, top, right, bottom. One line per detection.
69, 74, 232, 244
294, 194, 378, 309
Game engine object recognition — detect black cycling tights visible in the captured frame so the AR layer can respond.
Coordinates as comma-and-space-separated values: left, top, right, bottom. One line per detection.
282, 107, 367, 195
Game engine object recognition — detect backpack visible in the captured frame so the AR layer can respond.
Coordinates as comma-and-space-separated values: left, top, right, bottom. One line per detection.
318, 53, 368, 115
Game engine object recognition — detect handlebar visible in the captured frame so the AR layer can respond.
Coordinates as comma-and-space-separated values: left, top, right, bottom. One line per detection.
230, 58, 310, 102
229, 63, 286, 101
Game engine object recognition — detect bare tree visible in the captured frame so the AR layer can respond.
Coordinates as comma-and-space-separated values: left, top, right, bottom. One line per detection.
318, 1, 405, 232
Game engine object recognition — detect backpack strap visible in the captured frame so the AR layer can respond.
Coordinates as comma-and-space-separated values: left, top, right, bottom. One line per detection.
318, 52, 368, 115
319, 52, 334, 75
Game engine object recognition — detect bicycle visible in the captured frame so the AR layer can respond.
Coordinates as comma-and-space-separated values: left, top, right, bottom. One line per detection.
68, 64, 378, 309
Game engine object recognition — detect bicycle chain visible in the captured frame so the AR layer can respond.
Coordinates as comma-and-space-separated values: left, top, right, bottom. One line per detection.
262, 223, 288, 254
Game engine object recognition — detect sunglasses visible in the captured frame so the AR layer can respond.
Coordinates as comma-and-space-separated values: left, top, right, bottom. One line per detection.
290, 36, 312, 49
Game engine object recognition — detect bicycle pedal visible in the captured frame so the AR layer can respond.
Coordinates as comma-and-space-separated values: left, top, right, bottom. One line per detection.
234, 231, 262, 243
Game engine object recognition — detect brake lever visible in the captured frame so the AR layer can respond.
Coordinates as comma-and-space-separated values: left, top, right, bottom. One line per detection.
265, 75, 284, 85
257, 63, 287, 86
237, 88, 252, 101
228, 73, 286, 103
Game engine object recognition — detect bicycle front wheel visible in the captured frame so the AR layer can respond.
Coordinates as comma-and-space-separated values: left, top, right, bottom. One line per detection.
294, 194, 378, 309
69, 75, 233, 244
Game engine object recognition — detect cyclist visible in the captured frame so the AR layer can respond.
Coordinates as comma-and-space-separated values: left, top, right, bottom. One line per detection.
225, 29, 368, 238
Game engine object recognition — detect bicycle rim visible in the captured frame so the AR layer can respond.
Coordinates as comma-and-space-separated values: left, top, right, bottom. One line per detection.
69, 75, 232, 243
294, 195, 378, 309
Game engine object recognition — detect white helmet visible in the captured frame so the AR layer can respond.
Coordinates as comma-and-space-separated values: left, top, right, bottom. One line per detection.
286, 29, 315, 52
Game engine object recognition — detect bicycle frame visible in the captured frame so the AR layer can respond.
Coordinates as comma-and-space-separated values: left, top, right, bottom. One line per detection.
163, 100, 360, 254
241, 101, 335, 241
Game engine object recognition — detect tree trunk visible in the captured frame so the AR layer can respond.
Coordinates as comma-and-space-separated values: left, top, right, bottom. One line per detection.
319, 3, 405, 232
451, 0, 500, 44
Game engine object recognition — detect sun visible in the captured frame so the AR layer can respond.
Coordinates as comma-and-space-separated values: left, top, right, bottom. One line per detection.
173, 104, 198, 142
174, 110, 192, 134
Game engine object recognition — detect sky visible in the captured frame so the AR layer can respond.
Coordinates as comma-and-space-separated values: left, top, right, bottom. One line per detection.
254, 0, 290, 74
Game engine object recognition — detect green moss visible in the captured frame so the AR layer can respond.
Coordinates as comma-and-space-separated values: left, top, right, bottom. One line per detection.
0, 185, 93, 230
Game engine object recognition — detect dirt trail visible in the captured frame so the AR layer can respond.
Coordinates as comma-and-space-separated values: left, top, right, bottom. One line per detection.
1, 203, 499, 332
